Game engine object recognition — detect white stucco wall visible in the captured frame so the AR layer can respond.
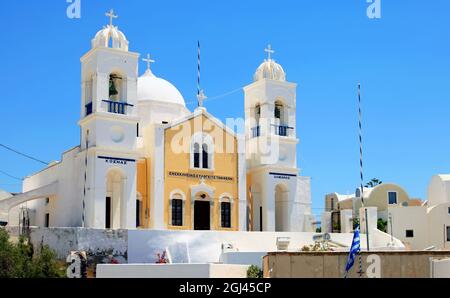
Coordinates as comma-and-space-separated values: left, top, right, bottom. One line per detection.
321, 212, 332, 233
127, 229, 403, 265
388, 206, 428, 250
220, 252, 267, 268
428, 175, 450, 207
427, 203, 450, 250
96, 263, 249, 278
430, 258, 450, 278
340, 209, 353, 233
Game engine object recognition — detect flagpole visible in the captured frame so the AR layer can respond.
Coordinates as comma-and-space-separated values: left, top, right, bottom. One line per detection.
358, 83, 370, 254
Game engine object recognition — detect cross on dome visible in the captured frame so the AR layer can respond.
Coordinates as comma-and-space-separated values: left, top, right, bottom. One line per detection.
264, 44, 275, 60
106, 9, 118, 27
142, 54, 156, 71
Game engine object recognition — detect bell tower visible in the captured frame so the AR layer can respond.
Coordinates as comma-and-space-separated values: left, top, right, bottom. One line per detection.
245, 45, 313, 232
78, 10, 139, 229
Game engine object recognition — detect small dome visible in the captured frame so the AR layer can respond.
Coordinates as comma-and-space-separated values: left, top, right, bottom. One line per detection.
91, 25, 129, 51
254, 59, 286, 82
137, 70, 185, 106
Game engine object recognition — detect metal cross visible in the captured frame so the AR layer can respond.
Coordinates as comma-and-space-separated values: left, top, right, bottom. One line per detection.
264, 44, 275, 60
106, 9, 118, 27
197, 90, 207, 107
142, 54, 155, 71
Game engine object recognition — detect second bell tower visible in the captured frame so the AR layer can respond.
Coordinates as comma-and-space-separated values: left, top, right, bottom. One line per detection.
78, 10, 139, 229
245, 45, 313, 232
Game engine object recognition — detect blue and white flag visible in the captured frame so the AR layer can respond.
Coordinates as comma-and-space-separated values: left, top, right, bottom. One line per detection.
344, 225, 361, 278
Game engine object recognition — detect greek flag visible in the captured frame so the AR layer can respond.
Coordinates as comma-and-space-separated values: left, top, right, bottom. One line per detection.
344, 226, 361, 278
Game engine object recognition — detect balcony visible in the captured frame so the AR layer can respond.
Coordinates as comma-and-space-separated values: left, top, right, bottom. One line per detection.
251, 126, 260, 138
103, 100, 134, 115
272, 124, 293, 137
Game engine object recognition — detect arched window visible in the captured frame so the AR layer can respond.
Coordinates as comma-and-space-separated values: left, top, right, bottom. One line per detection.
172, 199, 183, 226
274, 100, 290, 136
109, 73, 122, 101
255, 104, 261, 123
219, 195, 233, 229
202, 144, 209, 169
274, 103, 282, 119
84, 74, 94, 116
191, 133, 214, 170
221, 202, 231, 228
170, 192, 185, 227
193, 143, 201, 168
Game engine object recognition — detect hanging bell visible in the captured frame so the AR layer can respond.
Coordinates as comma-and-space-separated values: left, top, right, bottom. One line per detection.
109, 77, 119, 97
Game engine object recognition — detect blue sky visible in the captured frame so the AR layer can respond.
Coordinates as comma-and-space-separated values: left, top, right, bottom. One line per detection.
1, 1, 449, 218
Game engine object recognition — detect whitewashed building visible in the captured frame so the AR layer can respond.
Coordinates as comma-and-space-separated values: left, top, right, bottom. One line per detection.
323, 176, 450, 250
0, 11, 314, 233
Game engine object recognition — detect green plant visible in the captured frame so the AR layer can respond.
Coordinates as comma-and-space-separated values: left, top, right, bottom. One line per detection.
301, 245, 311, 252
316, 227, 321, 233
0, 228, 66, 278
332, 222, 340, 232
365, 178, 383, 188
377, 218, 388, 233
247, 265, 263, 278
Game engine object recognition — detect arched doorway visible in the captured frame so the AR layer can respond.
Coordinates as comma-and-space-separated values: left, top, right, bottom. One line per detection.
250, 184, 262, 232
194, 193, 211, 230
275, 184, 289, 232
105, 169, 125, 229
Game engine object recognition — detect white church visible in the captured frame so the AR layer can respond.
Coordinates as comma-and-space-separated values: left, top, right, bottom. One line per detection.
0, 11, 314, 233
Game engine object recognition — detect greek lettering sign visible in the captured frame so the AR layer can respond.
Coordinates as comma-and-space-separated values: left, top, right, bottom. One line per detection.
98, 156, 136, 165
168, 171, 233, 181
269, 172, 297, 180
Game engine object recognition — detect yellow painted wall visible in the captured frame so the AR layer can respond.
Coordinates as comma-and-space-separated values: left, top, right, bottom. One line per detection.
164, 114, 239, 231
354, 183, 411, 212
137, 159, 150, 228
338, 199, 354, 210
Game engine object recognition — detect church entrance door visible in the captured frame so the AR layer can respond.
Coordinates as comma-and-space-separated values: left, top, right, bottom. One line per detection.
194, 201, 210, 230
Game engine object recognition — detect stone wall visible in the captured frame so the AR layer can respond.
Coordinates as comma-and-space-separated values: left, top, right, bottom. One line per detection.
6, 227, 128, 264
263, 251, 450, 278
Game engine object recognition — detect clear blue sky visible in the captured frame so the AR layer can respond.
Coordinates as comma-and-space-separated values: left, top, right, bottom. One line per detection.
1, 1, 449, 218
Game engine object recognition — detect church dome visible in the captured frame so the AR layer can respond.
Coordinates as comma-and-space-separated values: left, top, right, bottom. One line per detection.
254, 59, 286, 82
91, 24, 129, 51
137, 70, 186, 106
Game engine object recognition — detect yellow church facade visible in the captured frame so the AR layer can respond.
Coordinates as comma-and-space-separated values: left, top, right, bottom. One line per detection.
137, 107, 246, 231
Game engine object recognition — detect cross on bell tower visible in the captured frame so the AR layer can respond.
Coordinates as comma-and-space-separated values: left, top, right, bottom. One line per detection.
106, 9, 118, 26
264, 44, 275, 61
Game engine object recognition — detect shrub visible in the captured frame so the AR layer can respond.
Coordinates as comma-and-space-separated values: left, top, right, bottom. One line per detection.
247, 265, 263, 278
0, 228, 66, 278
377, 218, 388, 233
